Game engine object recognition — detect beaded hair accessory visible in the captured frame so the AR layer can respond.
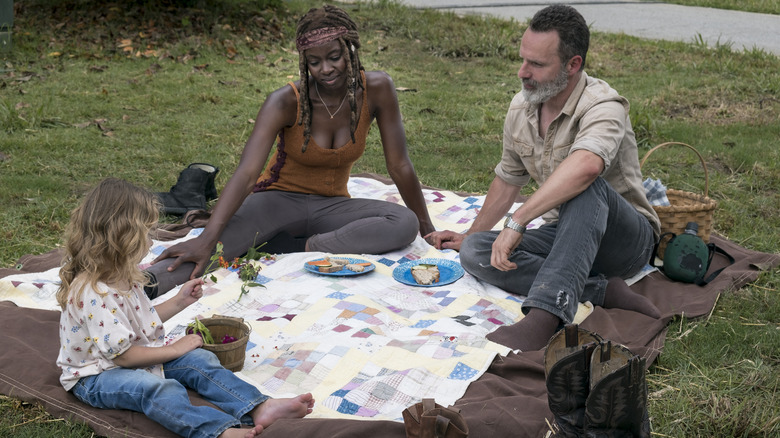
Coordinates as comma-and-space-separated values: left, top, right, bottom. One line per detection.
296, 26, 349, 51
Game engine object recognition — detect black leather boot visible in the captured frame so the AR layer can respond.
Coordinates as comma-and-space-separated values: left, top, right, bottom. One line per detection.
188, 163, 219, 201
156, 165, 211, 215
584, 342, 651, 438
544, 324, 603, 438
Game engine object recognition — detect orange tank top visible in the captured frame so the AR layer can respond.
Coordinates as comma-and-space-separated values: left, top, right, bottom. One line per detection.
254, 72, 371, 198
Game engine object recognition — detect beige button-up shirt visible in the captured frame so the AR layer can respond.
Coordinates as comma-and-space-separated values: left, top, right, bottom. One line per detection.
496, 72, 660, 237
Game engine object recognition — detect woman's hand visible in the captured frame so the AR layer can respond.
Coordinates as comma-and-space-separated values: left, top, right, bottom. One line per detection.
151, 237, 213, 280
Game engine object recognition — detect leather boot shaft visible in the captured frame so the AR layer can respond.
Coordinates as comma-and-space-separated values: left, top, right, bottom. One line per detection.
544, 324, 603, 437
584, 342, 651, 438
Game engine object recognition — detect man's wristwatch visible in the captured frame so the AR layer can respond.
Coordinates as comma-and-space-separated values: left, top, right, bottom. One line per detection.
504, 216, 527, 234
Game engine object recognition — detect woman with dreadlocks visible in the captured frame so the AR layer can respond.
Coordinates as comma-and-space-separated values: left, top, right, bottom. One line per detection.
146, 5, 435, 297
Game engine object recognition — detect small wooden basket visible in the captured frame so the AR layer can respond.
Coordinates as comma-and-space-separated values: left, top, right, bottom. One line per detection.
640, 142, 717, 259
200, 315, 251, 372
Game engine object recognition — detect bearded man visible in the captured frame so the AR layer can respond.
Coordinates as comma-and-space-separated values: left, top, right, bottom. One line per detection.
427, 5, 662, 352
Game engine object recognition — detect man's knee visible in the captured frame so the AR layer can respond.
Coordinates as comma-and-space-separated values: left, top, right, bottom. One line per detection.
459, 233, 488, 275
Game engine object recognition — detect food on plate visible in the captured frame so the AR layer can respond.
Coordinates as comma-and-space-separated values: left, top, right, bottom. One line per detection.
325, 257, 350, 267
411, 263, 440, 285
317, 264, 343, 273
345, 263, 365, 272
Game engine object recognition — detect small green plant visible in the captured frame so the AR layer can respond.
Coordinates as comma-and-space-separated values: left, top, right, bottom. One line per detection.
203, 241, 272, 302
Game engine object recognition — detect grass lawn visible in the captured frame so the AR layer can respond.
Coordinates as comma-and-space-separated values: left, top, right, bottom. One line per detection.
1, 0, 778, 436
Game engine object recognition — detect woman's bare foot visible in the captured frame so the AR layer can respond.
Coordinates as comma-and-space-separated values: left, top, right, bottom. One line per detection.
603, 277, 661, 318
251, 393, 315, 429
218, 425, 263, 438
486, 308, 561, 352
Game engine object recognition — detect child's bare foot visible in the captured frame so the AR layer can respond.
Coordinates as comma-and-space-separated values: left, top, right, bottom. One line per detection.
251, 393, 315, 429
218, 425, 263, 438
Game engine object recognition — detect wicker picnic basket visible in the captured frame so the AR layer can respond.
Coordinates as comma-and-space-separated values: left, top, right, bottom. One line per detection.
640, 142, 717, 259
200, 315, 251, 372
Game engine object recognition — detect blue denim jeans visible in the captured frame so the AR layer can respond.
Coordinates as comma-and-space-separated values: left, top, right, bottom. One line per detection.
460, 177, 655, 323
71, 348, 268, 438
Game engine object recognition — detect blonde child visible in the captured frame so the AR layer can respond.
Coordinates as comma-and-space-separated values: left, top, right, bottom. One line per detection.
56, 178, 314, 438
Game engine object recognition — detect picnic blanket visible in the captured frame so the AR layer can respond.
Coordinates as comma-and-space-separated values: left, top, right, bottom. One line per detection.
1, 175, 778, 438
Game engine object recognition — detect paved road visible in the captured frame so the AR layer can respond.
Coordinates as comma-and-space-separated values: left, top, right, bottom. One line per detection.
400, 0, 780, 55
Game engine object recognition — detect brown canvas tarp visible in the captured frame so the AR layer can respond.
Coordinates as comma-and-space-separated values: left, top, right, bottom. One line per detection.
1, 186, 777, 438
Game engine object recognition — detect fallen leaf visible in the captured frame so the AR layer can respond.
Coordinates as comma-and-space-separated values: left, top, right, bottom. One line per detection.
74, 121, 92, 129
14, 102, 30, 110
396, 87, 417, 92
48, 52, 62, 57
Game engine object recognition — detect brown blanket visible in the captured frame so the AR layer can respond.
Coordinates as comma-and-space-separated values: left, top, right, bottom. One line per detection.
1, 230, 777, 437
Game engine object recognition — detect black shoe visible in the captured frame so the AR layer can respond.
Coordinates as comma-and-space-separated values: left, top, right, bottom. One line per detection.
157, 164, 213, 215
188, 163, 219, 201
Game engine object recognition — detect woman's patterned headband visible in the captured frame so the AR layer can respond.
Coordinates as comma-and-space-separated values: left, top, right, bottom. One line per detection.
296, 26, 349, 51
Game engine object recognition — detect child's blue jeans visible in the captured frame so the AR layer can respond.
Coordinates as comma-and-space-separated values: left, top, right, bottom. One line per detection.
71, 348, 268, 438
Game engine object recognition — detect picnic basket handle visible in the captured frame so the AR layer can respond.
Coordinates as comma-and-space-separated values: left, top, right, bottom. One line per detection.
640, 141, 709, 197
210, 314, 252, 334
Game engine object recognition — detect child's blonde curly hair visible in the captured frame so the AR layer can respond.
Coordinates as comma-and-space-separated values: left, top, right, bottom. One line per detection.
57, 178, 159, 309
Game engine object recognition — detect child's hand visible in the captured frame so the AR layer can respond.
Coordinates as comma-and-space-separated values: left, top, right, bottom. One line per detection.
178, 278, 204, 307
172, 333, 204, 355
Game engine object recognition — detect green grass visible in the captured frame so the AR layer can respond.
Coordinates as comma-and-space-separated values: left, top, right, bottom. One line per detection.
663, 0, 780, 15
1, 0, 779, 436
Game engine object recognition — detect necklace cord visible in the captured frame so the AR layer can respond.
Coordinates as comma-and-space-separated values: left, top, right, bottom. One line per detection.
315, 82, 348, 119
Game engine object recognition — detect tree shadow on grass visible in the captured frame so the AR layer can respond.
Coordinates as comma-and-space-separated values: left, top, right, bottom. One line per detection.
12, 0, 295, 58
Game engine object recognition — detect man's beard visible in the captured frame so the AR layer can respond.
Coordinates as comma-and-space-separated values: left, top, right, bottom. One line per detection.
522, 65, 570, 105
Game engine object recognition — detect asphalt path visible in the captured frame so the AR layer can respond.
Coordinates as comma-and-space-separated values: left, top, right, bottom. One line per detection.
399, 0, 780, 55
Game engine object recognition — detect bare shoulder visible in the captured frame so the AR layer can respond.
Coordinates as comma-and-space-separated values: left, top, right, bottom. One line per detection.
363, 71, 399, 112
263, 82, 300, 111
258, 81, 300, 126
364, 70, 396, 94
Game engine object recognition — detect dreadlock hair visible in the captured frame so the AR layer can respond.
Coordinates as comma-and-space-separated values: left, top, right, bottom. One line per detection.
529, 5, 589, 71
296, 5, 364, 152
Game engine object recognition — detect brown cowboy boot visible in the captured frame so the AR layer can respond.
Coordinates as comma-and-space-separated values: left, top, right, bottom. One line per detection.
584, 341, 651, 438
402, 398, 469, 438
544, 324, 603, 437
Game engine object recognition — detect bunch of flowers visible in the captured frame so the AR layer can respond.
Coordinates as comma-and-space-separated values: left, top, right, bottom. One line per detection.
203, 241, 273, 302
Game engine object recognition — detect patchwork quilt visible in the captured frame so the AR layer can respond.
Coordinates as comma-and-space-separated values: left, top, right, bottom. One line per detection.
0, 177, 597, 423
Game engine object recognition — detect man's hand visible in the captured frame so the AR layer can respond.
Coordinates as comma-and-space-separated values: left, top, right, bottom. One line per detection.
425, 230, 466, 251
490, 228, 524, 271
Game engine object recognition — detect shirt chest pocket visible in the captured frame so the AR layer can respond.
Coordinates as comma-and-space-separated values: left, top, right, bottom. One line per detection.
512, 138, 535, 158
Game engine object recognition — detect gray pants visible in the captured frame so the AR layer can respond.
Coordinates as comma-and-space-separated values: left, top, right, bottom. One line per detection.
149, 190, 419, 293
459, 177, 655, 323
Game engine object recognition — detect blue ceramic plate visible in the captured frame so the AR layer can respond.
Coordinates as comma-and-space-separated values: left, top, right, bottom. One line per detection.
304, 257, 376, 276
392, 258, 465, 287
